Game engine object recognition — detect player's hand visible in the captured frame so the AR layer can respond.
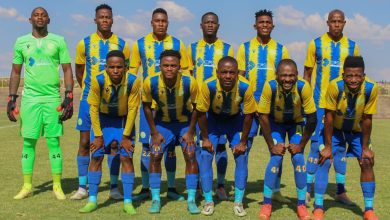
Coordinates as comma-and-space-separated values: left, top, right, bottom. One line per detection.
233, 141, 247, 155
318, 145, 332, 165
57, 90, 73, 122
151, 132, 165, 155
90, 136, 104, 153
360, 148, 375, 166
287, 143, 303, 155
180, 131, 195, 153
121, 136, 134, 157
270, 143, 286, 156
7, 94, 19, 122
202, 138, 214, 153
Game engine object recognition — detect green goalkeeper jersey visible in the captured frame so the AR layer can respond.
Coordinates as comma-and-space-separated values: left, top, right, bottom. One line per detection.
12, 33, 71, 102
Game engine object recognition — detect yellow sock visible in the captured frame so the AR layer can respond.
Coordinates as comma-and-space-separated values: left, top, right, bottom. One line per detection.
23, 174, 32, 189
52, 173, 62, 187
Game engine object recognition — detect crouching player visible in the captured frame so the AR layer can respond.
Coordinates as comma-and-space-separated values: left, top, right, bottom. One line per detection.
258, 59, 317, 220
79, 50, 140, 214
197, 56, 256, 216
313, 56, 378, 220
142, 50, 200, 214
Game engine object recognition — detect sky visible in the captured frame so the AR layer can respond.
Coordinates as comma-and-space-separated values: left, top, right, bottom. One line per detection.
1, 0, 390, 81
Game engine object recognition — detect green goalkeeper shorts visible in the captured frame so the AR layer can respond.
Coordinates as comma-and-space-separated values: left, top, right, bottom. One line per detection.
20, 100, 63, 139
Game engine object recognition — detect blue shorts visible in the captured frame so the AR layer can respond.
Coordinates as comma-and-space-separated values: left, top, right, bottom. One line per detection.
270, 121, 304, 146
318, 128, 364, 160
76, 99, 92, 131
207, 113, 248, 150
311, 107, 324, 142
139, 105, 151, 144
153, 121, 191, 153
91, 114, 135, 158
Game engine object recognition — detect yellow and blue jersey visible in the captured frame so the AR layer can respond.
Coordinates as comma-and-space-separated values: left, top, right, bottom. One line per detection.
237, 37, 289, 101
130, 33, 189, 80
75, 32, 130, 100
258, 79, 316, 124
325, 77, 377, 132
197, 76, 257, 116
305, 33, 359, 107
188, 39, 233, 86
142, 73, 198, 123
88, 71, 141, 136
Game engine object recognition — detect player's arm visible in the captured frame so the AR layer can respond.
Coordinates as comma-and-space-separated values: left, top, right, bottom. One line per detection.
303, 40, 316, 83
7, 64, 23, 122
122, 77, 141, 155
75, 40, 86, 87
88, 78, 103, 153
196, 82, 213, 152
236, 44, 246, 76
187, 44, 194, 76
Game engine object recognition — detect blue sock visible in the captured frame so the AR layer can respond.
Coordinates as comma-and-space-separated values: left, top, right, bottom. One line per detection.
187, 189, 196, 202
263, 184, 273, 205
203, 190, 213, 203
335, 173, 346, 194
306, 173, 315, 194
292, 153, 306, 189
361, 182, 375, 211
88, 171, 102, 202
186, 174, 198, 190
167, 172, 176, 188
216, 144, 227, 187
200, 149, 214, 193
235, 188, 245, 203
140, 144, 150, 188
264, 155, 283, 196
150, 172, 162, 201
121, 172, 134, 202
314, 193, 324, 209
234, 153, 248, 191
164, 146, 176, 189
306, 141, 319, 175
77, 156, 90, 189
274, 160, 283, 193
108, 155, 120, 189
297, 187, 307, 206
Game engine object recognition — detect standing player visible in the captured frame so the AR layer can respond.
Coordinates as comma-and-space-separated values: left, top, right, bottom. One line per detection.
312, 56, 378, 220
237, 9, 290, 203
7, 7, 74, 200
79, 50, 140, 214
72, 4, 130, 200
197, 56, 256, 216
130, 8, 189, 201
304, 9, 359, 205
187, 12, 234, 200
257, 59, 317, 220
142, 50, 200, 214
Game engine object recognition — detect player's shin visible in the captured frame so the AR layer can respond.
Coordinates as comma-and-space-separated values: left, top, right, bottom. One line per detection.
292, 153, 307, 205
21, 138, 37, 189
140, 143, 151, 188
306, 141, 319, 194
314, 158, 331, 210
200, 149, 214, 203
234, 153, 248, 203
264, 155, 283, 204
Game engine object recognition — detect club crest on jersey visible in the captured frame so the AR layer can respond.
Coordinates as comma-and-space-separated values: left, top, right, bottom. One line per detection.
165, 42, 173, 49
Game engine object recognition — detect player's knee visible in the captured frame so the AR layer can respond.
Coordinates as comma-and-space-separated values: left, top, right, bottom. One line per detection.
184, 151, 196, 164
150, 154, 162, 165
89, 156, 103, 171
360, 158, 374, 170
120, 156, 134, 172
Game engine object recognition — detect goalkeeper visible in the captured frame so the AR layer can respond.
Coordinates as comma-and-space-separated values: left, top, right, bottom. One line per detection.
7, 7, 74, 200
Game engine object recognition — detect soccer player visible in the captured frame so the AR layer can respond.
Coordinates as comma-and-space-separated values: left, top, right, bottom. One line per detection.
187, 11, 234, 200
257, 59, 317, 220
237, 9, 290, 203
197, 56, 256, 216
79, 50, 140, 214
130, 8, 189, 201
7, 7, 74, 200
72, 4, 130, 200
142, 50, 199, 214
304, 9, 359, 205
312, 56, 378, 220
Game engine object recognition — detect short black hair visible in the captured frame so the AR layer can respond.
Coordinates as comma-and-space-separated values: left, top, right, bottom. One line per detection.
95, 4, 112, 13
106, 50, 125, 62
201, 12, 219, 23
255, 9, 273, 19
218, 56, 238, 68
160, 49, 181, 60
277, 59, 298, 73
344, 56, 365, 71
153, 8, 168, 17
31, 7, 48, 16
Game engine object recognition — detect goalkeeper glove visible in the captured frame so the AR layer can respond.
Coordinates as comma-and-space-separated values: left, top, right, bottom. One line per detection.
7, 94, 19, 122
57, 90, 73, 122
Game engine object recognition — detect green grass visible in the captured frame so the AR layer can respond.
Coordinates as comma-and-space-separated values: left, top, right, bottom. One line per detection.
0, 112, 389, 219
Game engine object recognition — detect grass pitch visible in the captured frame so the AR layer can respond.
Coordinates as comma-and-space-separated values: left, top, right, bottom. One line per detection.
0, 112, 389, 219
